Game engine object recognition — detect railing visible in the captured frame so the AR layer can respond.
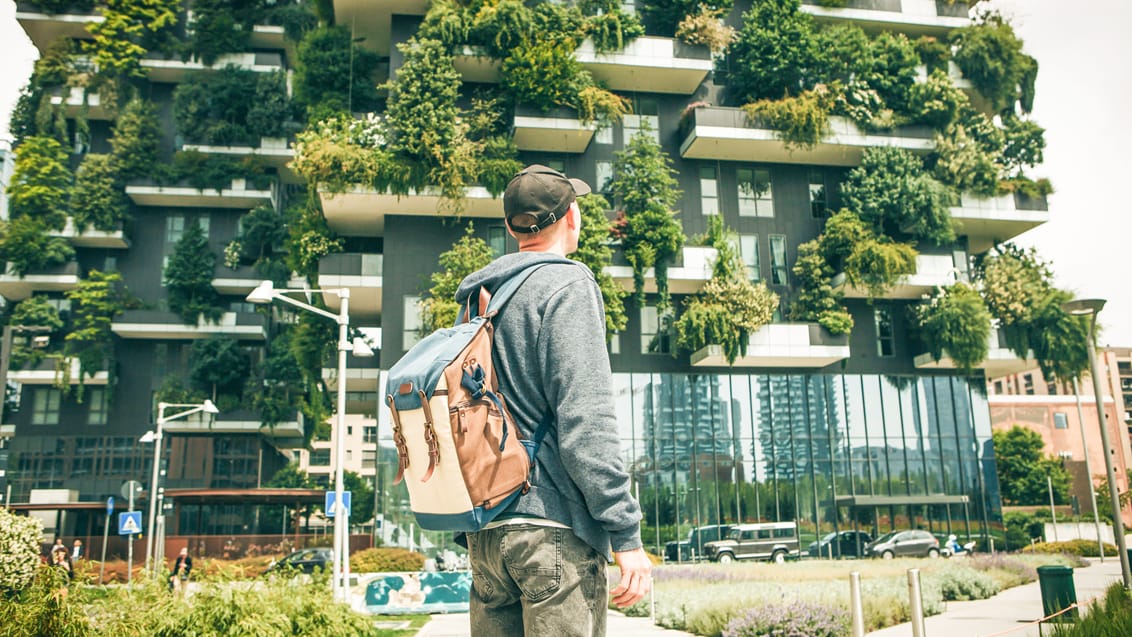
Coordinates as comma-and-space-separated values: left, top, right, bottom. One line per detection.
801, 0, 902, 11
685, 106, 935, 140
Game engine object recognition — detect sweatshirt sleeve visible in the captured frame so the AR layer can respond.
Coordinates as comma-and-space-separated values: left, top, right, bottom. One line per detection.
537, 275, 643, 552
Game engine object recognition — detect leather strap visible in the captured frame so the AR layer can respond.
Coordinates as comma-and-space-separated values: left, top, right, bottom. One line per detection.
418, 390, 439, 483
385, 395, 410, 485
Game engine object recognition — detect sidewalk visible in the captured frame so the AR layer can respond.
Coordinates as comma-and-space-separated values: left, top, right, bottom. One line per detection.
414, 610, 694, 636
867, 558, 1124, 637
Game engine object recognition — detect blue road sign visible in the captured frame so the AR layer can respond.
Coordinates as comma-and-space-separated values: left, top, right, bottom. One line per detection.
106, 496, 115, 516
118, 511, 142, 535
325, 490, 352, 518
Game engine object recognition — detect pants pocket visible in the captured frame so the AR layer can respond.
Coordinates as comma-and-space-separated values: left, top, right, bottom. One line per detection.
503, 526, 562, 602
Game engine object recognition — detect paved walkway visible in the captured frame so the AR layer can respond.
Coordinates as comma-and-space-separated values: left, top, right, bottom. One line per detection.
867, 558, 1124, 637
414, 610, 694, 636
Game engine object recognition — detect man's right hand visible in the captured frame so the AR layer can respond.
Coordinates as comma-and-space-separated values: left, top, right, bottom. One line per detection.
610, 547, 651, 608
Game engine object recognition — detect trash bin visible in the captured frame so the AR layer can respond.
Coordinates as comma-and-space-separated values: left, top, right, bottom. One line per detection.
1036, 565, 1078, 621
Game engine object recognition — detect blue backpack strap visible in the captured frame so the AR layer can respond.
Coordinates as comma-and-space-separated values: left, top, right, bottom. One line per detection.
483, 263, 556, 317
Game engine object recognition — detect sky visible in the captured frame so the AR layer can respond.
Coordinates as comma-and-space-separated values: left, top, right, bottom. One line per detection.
0, 1, 1129, 344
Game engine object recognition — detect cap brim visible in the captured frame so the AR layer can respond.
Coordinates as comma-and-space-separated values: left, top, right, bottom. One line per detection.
569, 178, 591, 197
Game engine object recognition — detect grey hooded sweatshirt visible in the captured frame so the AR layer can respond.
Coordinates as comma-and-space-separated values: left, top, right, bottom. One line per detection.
455, 251, 642, 558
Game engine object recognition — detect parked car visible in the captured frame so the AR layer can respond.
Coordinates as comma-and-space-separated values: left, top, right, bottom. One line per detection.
704, 521, 800, 564
806, 530, 873, 559
664, 524, 732, 562
865, 530, 940, 559
264, 548, 333, 575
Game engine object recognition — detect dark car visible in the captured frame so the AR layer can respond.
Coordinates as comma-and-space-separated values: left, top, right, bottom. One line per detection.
865, 530, 940, 559
806, 530, 873, 559
264, 548, 333, 575
665, 524, 732, 562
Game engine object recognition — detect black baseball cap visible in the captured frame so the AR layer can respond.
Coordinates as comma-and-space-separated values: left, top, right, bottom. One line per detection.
503, 164, 591, 234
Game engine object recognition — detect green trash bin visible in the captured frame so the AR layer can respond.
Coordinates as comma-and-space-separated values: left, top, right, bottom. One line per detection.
1036, 565, 1078, 621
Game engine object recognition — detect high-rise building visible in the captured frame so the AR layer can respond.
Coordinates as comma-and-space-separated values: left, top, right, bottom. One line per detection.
6, 0, 1065, 554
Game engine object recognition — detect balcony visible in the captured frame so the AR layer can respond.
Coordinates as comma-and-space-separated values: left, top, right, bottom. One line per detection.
833, 252, 964, 299
691, 323, 851, 368
576, 36, 712, 95
914, 328, 1035, 378
111, 310, 267, 340
7, 357, 109, 386
49, 87, 113, 121
333, 0, 430, 55
161, 408, 305, 447
318, 253, 383, 319
319, 185, 503, 236
141, 52, 285, 83
126, 178, 274, 209
322, 353, 381, 396
605, 246, 718, 295
512, 106, 597, 154
799, 0, 972, 37
679, 107, 934, 166
51, 219, 129, 249
453, 46, 500, 83
179, 137, 299, 183
15, 2, 103, 53
951, 191, 1049, 253
0, 261, 80, 301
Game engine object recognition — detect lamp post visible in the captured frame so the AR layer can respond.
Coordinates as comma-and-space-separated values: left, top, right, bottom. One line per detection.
247, 280, 372, 602
142, 400, 218, 577
1063, 298, 1132, 590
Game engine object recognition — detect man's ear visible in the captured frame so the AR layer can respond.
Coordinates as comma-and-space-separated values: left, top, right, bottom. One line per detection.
567, 201, 580, 229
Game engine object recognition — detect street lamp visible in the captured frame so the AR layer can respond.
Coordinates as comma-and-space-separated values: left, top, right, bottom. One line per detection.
1063, 298, 1132, 590
247, 280, 371, 601
142, 399, 219, 578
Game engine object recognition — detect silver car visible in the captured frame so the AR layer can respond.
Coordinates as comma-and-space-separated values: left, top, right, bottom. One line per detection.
865, 530, 940, 559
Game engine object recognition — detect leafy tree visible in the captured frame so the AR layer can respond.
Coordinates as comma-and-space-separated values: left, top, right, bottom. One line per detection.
993, 426, 1071, 506
0, 217, 75, 276
674, 5, 736, 56
7, 296, 65, 369
841, 146, 955, 245
84, 0, 180, 78
420, 224, 494, 333
175, 69, 293, 145
933, 120, 1001, 197
0, 507, 42, 593
820, 210, 918, 298
571, 194, 627, 338
109, 98, 161, 180
64, 270, 128, 393
228, 204, 289, 281
609, 131, 684, 309
1000, 113, 1046, 177
285, 190, 343, 279
186, 0, 264, 64
71, 154, 129, 232
294, 26, 382, 117
344, 470, 375, 523
950, 13, 1038, 114
257, 329, 305, 428
725, 0, 817, 103
6, 136, 72, 230
913, 282, 991, 371
164, 219, 222, 324
789, 240, 853, 335
266, 462, 315, 488
190, 336, 251, 402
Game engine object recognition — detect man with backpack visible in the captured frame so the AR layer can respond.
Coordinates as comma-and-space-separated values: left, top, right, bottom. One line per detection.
454, 165, 650, 636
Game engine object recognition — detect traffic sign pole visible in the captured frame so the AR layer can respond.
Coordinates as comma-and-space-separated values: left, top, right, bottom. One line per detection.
127, 488, 134, 586
99, 497, 113, 585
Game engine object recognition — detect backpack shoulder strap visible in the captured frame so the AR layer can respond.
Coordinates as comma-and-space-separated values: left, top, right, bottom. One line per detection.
483, 262, 555, 318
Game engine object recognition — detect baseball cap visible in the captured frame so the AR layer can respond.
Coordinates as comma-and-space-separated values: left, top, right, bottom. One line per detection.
503, 164, 591, 234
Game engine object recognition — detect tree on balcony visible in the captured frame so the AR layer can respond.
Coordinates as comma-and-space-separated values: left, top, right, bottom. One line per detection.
225, 204, 289, 283
0, 217, 75, 277
109, 98, 160, 180
950, 13, 1038, 115
190, 336, 252, 409
63, 270, 130, 400
174, 69, 295, 146
420, 224, 494, 333
164, 219, 222, 324
294, 26, 382, 118
725, 0, 818, 103
70, 154, 129, 233
913, 282, 990, 371
675, 5, 736, 56
841, 146, 955, 245
7, 296, 65, 370
6, 136, 72, 231
789, 241, 852, 335
256, 329, 306, 431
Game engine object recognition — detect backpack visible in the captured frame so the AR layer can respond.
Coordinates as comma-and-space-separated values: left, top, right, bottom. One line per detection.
384, 264, 552, 532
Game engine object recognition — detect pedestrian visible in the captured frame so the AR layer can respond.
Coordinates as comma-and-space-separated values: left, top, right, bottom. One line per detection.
51, 545, 73, 581
71, 539, 83, 561
455, 165, 650, 636
169, 547, 193, 596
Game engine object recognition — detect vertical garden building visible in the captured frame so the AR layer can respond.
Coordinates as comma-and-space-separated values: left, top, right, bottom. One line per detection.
6, 0, 1066, 552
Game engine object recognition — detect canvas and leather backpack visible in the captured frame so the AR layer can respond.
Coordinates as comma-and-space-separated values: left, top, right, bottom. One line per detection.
384, 264, 551, 532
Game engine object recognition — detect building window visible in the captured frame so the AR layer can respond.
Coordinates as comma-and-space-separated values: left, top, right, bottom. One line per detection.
87, 389, 109, 425
310, 449, 331, 466
595, 161, 613, 193
363, 426, 378, 444
874, 307, 895, 357
738, 168, 774, 218
403, 295, 422, 351
595, 126, 613, 145
1053, 412, 1069, 429
700, 166, 719, 216
809, 171, 828, 218
623, 99, 659, 145
362, 449, 377, 469
608, 332, 621, 355
993, 380, 1004, 395
1046, 381, 1058, 395
488, 226, 506, 257
1023, 374, 1035, 395
640, 305, 674, 354
738, 234, 760, 281
546, 158, 566, 173
769, 235, 788, 286
32, 389, 62, 425
165, 215, 185, 245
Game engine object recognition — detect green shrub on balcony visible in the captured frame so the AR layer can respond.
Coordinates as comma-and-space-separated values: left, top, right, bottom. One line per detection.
8, 39, 80, 146
644, 0, 734, 39
226, 204, 290, 283
420, 224, 494, 334
284, 189, 342, 280
675, 217, 778, 364
166, 150, 273, 191
186, 0, 315, 64
33, 0, 97, 13
913, 282, 991, 371
84, 0, 180, 78
164, 219, 223, 325
726, 0, 817, 103
191, 336, 252, 409
743, 88, 832, 150
6, 136, 72, 231
950, 13, 1038, 114
71, 154, 129, 232
174, 69, 295, 146
821, 210, 917, 298
907, 70, 967, 130
255, 329, 306, 430
841, 146, 955, 245
64, 270, 129, 399
675, 6, 736, 56
581, 0, 645, 53
294, 26, 382, 118
7, 296, 65, 370
572, 194, 627, 338
109, 98, 161, 180
789, 240, 853, 335
0, 217, 75, 277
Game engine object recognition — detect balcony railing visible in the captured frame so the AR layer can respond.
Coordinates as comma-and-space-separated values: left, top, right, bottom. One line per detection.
913, 328, 1035, 378
126, 177, 274, 209
691, 323, 851, 368
951, 191, 1050, 253
605, 246, 718, 295
0, 261, 81, 301
833, 252, 965, 299
7, 356, 109, 386
141, 52, 285, 83
15, 1, 103, 52
179, 137, 298, 183
799, 0, 971, 36
512, 105, 597, 154
318, 185, 503, 236
51, 219, 129, 249
111, 310, 267, 340
575, 36, 712, 95
161, 408, 304, 446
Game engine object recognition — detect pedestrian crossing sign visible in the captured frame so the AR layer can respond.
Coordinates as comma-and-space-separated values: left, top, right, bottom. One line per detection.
118, 511, 142, 535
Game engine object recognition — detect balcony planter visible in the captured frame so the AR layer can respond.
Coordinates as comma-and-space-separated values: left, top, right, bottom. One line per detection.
691, 323, 850, 368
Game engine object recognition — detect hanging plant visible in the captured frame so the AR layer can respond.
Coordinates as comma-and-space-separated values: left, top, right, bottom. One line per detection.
8, 296, 65, 370
820, 210, 918, 298
572, 194, 628, 338
950, 12, 1038, 114
913, 282, 991, 372
675, 5, 736, 55
788, 240, 853, 335
419, 223, 494, 333
580, 0, 645, 53
285, 189, 343, 280
743, 87, 832, 151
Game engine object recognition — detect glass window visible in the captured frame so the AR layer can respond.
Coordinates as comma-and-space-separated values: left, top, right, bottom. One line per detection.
640, 305, 674, 355
32, 389, 61, 425
809, 171, 828, 218
363, 426, 378, 444
309, 449, 331, 466
608, 332, 621, 355
595, 126, 613, 145
738, 234, 760, 281
104, 256, 117, 272
595, 161, 613, 193
87, 389, 108, 425
623, 99, 660, 145
546, 159, 566, 173
700, 166, 719, 216
1023, 374, 1035, 395
403, 295, 422, 351
769, 235, 788, 286
1053, 412, 1069, 429
488, 226, 506, 257
738, 168, 774, 218
875, 307, 895, 357
165, 215, 185, 245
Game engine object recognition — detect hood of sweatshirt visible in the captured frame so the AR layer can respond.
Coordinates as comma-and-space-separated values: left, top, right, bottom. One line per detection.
454, 251, 579, 308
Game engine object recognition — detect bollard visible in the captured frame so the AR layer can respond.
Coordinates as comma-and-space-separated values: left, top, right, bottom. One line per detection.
849, 572, 865, 637
908, 568, 926, 637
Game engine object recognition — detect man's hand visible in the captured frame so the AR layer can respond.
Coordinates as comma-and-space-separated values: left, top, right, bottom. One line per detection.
610, 547, 651, 608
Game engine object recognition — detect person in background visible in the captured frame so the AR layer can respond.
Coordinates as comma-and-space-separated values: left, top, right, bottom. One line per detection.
52, 546, 73, 580
169, 547, 193, 596
71, 539, 83, 561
